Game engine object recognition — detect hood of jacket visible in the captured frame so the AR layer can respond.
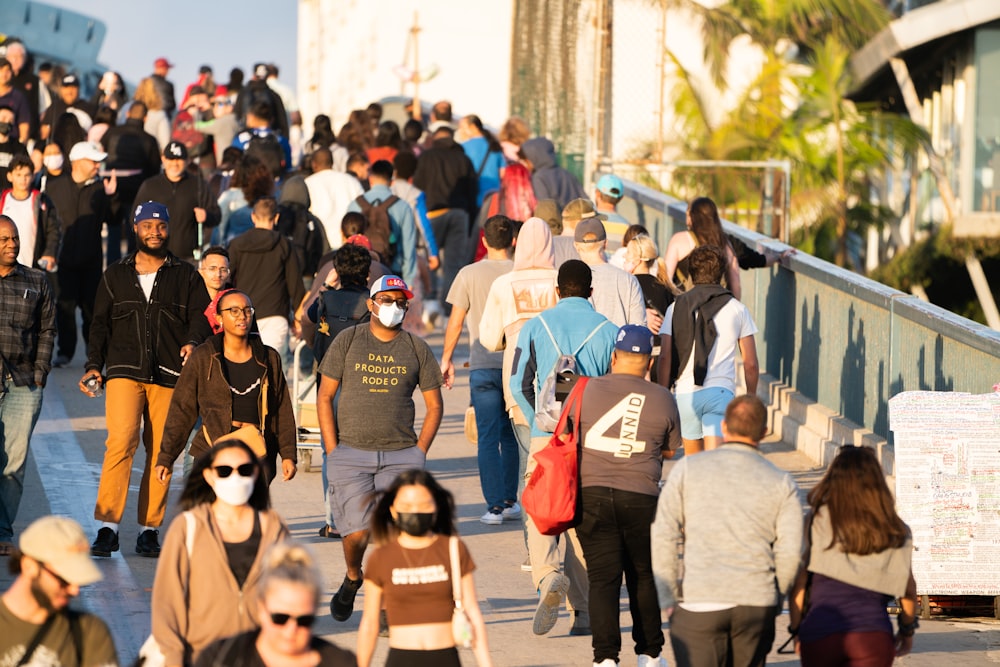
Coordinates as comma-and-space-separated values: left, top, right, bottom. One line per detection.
279, 175, 310, 208
520, 137, 556, 170
237, 227, 283, 253
513, 217, 555, 270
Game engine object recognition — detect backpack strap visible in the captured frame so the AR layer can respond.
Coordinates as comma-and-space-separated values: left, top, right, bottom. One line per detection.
67, 610, 83, 666
537, 315, 563, 357
476, 150, 491, 178
15, 612, 58, 667
572, 320, 611, 357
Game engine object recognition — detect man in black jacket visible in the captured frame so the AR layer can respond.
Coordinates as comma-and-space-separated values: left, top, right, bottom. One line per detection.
101, 102, 161, 262
134, 141, 220, 263
43, 141, 116, 366
80, 200, 211, 559
411, 126, 477, 317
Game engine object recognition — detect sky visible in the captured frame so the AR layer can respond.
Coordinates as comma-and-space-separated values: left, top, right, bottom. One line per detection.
42, 0, 298, 91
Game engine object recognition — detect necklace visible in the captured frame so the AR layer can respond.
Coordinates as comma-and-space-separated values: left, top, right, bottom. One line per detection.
230, 376, 261, 396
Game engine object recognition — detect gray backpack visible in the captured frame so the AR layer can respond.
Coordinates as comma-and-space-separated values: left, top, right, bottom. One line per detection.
534, 316, 607, 432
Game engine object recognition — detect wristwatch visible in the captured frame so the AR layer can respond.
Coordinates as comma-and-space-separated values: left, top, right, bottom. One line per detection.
897, 616, 919, 637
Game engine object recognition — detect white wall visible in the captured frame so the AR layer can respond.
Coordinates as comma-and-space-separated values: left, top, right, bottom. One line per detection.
298, 0, 513, 132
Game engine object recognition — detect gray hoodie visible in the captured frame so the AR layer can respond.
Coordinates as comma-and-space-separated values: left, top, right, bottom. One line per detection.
520, 137, 586, 209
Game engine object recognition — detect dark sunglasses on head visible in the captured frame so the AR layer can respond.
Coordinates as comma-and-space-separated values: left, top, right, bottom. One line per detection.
213, 463, 255, 478
269, 612, 316, 628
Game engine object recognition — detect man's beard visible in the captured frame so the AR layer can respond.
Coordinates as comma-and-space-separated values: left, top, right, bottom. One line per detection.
136, 237, 168, 258
30, 575, 60, 613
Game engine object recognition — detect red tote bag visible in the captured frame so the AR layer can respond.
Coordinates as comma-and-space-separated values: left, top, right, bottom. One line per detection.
522, 377, 589, 536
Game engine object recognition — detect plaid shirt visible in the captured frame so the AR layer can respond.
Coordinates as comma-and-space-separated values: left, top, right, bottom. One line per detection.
0, 264, 56, 387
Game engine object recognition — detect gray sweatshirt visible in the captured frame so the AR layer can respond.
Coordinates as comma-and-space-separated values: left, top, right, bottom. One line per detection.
652, 442, 804, 609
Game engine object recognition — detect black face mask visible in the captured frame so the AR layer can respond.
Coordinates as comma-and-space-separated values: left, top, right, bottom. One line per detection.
0, 122, 11, 136
394, 512, 435, 536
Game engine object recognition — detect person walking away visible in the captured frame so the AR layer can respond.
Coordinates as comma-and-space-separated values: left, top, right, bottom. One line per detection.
510, 259, 618, 636
457, 114, 505, 209
576, 325, 680, 667
358, 470, 493, 667
305, 147, 363, 250
657, 245, 759, 455
518, 137, 585, 209
0, 516, 118, 665
652, 394, 803, 667
82, 200, 211, 559
228, 197, 305, 361
570, 207, 646, 327
439, 215, 519, 525
316, 275, 443, 623
790, 445, 919, 666
593, 174, 629, 225
663, 196, 741, 299
0, 216, 55, 554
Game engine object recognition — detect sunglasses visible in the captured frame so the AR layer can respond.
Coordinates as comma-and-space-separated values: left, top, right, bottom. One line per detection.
40, 562, 72, 588
213, 463, 255, 478
269, 612, 316, 628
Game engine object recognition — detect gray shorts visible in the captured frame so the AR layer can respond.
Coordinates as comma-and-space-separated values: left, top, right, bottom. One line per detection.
326, 444, 426, 536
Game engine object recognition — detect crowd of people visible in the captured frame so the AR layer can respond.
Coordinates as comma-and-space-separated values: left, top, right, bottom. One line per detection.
0, 37, 918, 667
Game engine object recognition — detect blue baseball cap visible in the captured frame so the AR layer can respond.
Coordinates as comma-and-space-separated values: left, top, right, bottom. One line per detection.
370, 275, 414, 299
615, 324, 653, 355
133, 201, 170, 224
596, 173, 624, 197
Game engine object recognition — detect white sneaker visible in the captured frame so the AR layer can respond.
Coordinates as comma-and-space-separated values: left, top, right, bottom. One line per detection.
636, 654, 668, 667
593, 661, 617, 667
520, 556, 532, 572
502, 502, 522, 520
479, 508, 504, 525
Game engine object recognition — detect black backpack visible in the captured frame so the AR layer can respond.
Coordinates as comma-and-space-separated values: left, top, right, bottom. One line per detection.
312, 289, 371, 363
354, 194, 399, 265
277, 204, 330, 277
244, 132, 285, 179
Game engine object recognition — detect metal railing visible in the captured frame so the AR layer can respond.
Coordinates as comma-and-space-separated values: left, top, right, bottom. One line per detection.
619, 180, 1000, 441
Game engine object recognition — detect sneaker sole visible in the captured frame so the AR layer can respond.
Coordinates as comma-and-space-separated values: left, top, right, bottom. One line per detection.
330, 581, 362, 622
532, 573, 569, 635
479, 515, 504, 526
135, 549, 160, 558
90, 544, 119, 558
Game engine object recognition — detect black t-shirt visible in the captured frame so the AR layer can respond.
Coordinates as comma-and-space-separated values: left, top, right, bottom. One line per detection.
223, 511, 261, 588
195, 630, 355, 667
221, 356, 262, 424
636, 273, 672, 316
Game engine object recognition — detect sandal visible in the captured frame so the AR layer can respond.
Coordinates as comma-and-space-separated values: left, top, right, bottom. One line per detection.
0, 541, 14, 557
318, 525, 341, 539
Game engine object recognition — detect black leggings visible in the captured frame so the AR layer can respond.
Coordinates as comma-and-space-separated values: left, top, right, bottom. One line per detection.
384, 647, 461, 667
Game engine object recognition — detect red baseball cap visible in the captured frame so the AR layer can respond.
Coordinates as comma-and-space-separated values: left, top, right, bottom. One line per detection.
154, 57, 174, 69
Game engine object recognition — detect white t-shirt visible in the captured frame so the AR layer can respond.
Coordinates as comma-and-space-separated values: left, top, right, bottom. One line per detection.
660, 298, 757, 394
305, 170, 364, 249
1, 193, 37, 266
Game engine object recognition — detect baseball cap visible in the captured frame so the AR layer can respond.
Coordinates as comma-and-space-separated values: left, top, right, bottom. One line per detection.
574, 217, 608, 243
163, 141, 188, 160
154, 57, 174, 69
345, 234, 372, 250
19, 516, 102, 586
61, 73, 80, 87
133, 200, 170, 224
370, 275, 414, 300
68, 141, 107, 162
596, 174, 624, 198
563, 198, 607, 226
615, 324, 654, 355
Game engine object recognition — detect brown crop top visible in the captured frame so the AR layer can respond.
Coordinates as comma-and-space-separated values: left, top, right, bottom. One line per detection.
365, 535, 475, 626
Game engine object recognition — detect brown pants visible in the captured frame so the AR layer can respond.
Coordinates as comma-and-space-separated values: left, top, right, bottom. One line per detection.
93, 379, 174, 526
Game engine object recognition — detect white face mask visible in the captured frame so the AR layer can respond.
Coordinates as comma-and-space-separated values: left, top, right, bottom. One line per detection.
376, 302, 405, 328
43, 155, 64, 172
212, 474, 255, 507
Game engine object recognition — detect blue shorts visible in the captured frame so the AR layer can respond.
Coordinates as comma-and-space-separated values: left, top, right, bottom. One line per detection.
326, 444, 426, 536
675, 387, 734, 440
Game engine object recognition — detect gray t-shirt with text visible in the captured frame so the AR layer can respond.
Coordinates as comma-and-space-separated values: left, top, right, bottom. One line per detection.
318, 325, 444, 451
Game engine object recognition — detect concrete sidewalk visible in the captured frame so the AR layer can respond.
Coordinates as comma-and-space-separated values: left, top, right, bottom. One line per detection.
2, 329, 998, 666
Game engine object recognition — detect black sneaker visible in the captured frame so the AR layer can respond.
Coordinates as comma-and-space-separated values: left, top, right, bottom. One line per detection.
90, 527, 119, 557
330, 574, 363, 621
135, 529, 161, 558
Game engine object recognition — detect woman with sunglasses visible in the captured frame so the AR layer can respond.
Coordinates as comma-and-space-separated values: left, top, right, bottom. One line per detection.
788, 446, 918, 666
358, 469, 493, 667
195, 541, 355, 666
156, 290, 297, 485
150, 440, 289, 667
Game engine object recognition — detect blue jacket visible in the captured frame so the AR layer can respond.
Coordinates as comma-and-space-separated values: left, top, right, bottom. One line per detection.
510, 297, 617, 437
347, 184, 417, 287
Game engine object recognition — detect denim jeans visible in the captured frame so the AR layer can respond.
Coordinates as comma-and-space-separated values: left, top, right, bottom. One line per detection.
576, 486, 664, 663
0, 384, 44, 541
470, 369, 518, 509
430, 208, 471, 315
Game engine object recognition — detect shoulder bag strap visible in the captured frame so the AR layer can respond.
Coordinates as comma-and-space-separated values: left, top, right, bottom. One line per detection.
67, 610, 83, 666
15, 613, 58, 667
569, 377, 589, 439
449, 536, 463, 610
476, 149, 491, 178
